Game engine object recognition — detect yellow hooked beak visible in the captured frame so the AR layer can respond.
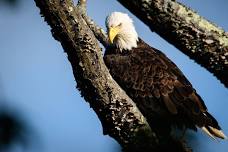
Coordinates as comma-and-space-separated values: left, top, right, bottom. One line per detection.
108, 26, 120, 44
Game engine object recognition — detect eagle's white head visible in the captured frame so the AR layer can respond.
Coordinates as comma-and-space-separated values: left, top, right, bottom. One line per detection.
106, 12, 138, 51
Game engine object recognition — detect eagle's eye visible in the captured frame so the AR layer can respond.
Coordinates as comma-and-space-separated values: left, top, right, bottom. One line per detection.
117, 23, 122, 27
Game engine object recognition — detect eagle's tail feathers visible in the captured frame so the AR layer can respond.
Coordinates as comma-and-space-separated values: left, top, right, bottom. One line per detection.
201, 126, 227, 140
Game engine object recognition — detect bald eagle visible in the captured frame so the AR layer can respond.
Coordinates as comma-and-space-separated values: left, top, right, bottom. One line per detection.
104, 12, 226, 139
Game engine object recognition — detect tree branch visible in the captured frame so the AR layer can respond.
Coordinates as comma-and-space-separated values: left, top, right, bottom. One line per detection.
34, 0, 163, 151
80, 11, 109, 47
117, 0, 228, 88
76, 0, 109, 47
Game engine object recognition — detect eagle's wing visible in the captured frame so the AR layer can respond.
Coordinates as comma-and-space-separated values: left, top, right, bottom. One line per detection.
104, 39, 225, 139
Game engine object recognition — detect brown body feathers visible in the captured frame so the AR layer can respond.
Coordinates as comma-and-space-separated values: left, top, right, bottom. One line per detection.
104, 39, 226, 139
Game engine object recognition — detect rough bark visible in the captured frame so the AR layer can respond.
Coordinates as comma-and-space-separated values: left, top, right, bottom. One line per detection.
117, 0, 228, 88
81, 12, 109, 48
34, 0, 162, 152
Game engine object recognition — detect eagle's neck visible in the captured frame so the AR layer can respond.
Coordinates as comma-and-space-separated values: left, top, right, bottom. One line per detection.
115, 35, 138, 51
106, 39, 143, 55
114, 25, 138, 51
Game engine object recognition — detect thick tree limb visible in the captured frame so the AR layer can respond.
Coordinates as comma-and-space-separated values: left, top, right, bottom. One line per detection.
81, 12, 109, 47
117, 0, 228, 88
34, 0, 164, 151
75, 0, 109, 47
